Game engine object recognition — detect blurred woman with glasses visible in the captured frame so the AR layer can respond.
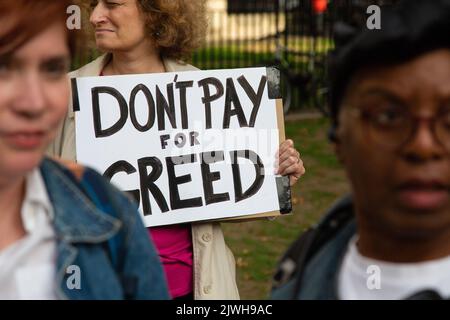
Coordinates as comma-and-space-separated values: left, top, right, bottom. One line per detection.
272, 0, 450, 300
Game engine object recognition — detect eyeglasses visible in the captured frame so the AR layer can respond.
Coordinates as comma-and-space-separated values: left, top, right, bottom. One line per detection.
347, 104, 450, 151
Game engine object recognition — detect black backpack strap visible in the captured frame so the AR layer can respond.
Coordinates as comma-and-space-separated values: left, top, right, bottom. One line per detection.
406, 290, 445, 300
272, 195, 355, 298
272, 228, 317, 291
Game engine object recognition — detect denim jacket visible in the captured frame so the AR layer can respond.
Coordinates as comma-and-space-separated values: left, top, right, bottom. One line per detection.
39, 158, 169, 299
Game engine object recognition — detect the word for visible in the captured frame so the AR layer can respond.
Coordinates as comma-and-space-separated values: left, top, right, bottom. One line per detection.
160, 131, 199, 149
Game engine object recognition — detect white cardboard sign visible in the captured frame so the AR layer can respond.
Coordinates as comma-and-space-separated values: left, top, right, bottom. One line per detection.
73, 67, 282, 227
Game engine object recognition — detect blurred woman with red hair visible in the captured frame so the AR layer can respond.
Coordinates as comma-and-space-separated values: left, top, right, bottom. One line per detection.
0, 0, 168, 299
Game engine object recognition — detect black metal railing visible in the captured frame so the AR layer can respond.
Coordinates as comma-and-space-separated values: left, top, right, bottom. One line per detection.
73, 0, 399, 113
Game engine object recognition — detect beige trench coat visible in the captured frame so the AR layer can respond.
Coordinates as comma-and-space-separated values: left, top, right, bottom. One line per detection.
46, 54, 240, 300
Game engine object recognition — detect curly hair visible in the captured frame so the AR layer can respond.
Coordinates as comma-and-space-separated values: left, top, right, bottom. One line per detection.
137, 0, 207, 61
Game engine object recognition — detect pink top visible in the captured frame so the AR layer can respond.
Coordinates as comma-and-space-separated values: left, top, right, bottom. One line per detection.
99, 69, 193, 298
148, 225, 193, 298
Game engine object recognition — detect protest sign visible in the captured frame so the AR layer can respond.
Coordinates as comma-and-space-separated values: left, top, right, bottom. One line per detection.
72, 67, 291, 227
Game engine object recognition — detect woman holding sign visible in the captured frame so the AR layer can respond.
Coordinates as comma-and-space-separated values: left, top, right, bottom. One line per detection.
48, 0, 305, 299
0, 0, 169, 299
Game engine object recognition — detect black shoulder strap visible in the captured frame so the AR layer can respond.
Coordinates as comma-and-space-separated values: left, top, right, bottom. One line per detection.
272, 195, 355, 298
272, 228, 316, 290
406, 290, 448, 300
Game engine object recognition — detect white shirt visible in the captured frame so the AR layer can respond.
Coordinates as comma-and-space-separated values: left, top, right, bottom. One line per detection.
338, 236, 450, 300
0, 169, 57, 300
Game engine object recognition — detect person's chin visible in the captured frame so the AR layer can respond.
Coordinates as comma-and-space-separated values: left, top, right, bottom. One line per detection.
0, 152, 43, 181
95, 40, 116, 53
384, 195, 450, 237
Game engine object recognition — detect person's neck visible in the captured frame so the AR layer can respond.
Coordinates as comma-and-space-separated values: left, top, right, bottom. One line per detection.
0, 177, 26, 251
357, 224, 450, 263
105, 43, 165, 76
